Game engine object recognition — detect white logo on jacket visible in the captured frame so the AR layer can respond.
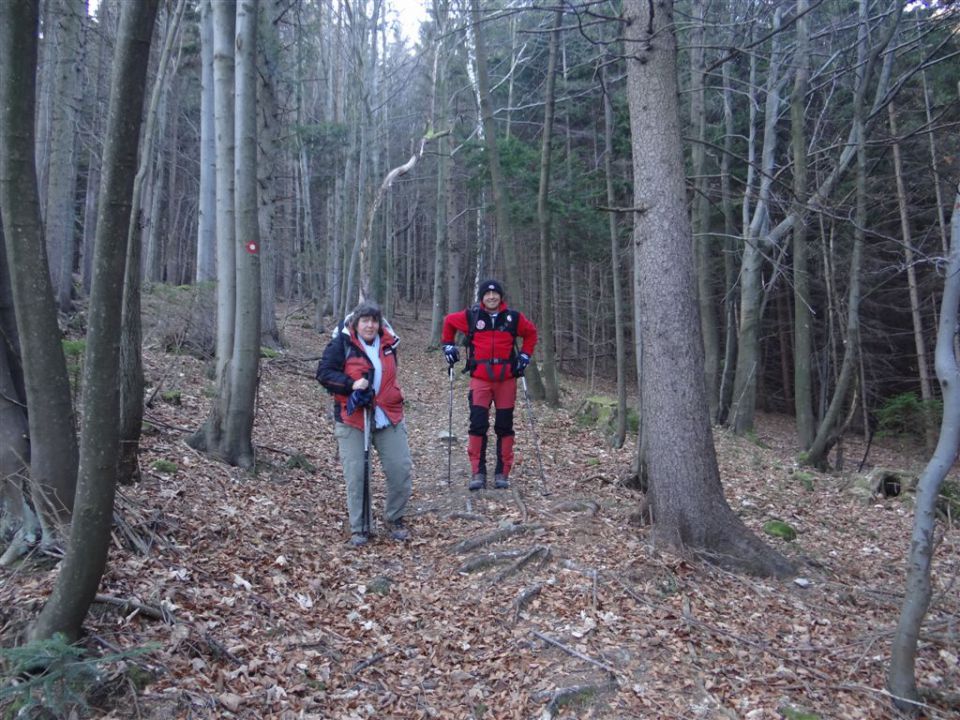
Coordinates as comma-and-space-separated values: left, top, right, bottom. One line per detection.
476, 320, 486, 330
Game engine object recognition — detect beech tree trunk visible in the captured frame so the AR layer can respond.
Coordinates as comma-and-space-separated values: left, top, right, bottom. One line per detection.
196, 0, 217, 283
0, 0, 78, 543
624, 0, 792, 577
31, 0, 160, 642
887, 182, 960, 712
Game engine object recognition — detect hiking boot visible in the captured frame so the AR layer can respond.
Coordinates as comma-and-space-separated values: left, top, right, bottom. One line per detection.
388, 518, 409, 541
349, 533, 369, 547
494, 473, 509, 489
468, 473, 487, 491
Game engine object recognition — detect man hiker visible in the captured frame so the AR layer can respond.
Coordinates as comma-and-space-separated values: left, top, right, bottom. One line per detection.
442, 279, 538, 490
317, 301, 412, 546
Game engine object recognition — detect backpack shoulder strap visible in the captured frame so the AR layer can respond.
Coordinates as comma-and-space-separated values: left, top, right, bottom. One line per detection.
464, 304, 480, 348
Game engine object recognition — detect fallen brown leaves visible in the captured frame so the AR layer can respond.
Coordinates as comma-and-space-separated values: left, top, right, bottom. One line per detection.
2, 312, 958, 719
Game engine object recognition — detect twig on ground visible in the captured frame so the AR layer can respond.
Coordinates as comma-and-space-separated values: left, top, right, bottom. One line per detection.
530, 629, 619, 675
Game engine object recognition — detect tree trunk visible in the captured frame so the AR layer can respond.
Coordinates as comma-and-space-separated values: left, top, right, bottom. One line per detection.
0, 242, 35, 566
44, 0, 84, 313
717, 44, 738, 426
429, 0, 448, 346
31, 0, 160, 642
804, 0, 890, 468
257, 0, 282, 347
888, 100, 935, 451
624, 0, 792, 578
468, 0, 545, 398
119, 0, 186, 487
887, 182, 960, 713
223, 0, 261, 466
536, 10, 562, 408
0, 0, 78, 539
688, 0, 719, 420
196, 0, 217, 283
791, 0, 815, 450
603, 64, 626, 449
729, 9, 783, 436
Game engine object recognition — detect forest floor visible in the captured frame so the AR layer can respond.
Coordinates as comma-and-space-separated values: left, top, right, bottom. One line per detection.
2, 306, 960, 720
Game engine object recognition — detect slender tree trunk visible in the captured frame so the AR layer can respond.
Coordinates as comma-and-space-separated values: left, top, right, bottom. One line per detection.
31, 0, 160, 642
119, 0, 186, 487
791, 0, 815, 449
429, 0, 448, 346
689, 0, 718, 419
0, 244, 35, 566
603, 65, 626, 449
0, 0, 78, 540
717, 44, 738, 426
889, 100, 935, 451
729, 9, 783, 436
536, 10, 562, 407
196, 0, 217, 283
257, 0, 282, 347
468, 0, 545, 397
887, 182, 960, 713
44, 0, 84, 312
804, 0, 871, 469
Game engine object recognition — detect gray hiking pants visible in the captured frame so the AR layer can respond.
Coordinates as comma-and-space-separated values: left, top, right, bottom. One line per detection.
333, 420, 412, 534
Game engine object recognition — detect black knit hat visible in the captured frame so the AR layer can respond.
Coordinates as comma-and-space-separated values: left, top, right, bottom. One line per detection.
350, 300, 382, 330
478, 279, 504, 301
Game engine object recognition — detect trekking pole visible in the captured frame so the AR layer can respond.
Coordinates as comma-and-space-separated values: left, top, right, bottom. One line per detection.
519, 376, 549, 495
362, 405, 372, 535
446, 365, 454, 486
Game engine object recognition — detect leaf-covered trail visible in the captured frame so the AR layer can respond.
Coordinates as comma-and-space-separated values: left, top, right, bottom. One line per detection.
3, 311, 958, 719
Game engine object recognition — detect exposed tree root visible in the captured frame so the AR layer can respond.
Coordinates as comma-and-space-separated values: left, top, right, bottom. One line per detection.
457, 549, 528, 574
493, 545, 551, 584
533, 681, 619, 716
450, 523, 543, 554
444, 511, 486, 523
512, 583, 543, 622
549, 499, 599, 515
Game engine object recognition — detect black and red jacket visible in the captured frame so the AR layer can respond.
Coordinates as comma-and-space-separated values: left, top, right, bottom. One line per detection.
442, 302, 537, 381
316, 321, 404, 431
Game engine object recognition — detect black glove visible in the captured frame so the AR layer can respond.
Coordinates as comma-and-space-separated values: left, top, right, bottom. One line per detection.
514, 352, 531, 376
346, 387, 374, 415
443, 344, 460, 366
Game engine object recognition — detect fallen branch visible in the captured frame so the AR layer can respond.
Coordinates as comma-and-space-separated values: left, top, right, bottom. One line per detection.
351, 652, 387, 675
530, 629, 619, 675
94, 594, 172, 623
450, 523, 543, 554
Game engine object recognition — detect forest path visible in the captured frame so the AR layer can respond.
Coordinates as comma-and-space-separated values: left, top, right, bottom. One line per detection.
5, 307, 957, 719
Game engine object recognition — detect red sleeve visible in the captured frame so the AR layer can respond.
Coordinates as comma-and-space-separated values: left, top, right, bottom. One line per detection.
441, 310, 469, 344
517, 313, 538, 355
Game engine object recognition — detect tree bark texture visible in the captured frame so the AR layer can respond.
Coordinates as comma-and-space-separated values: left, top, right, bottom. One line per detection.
624, 0, 792, 578
31, 0, 160, 642
887, 183, 960, 712
0, 0, 79, 535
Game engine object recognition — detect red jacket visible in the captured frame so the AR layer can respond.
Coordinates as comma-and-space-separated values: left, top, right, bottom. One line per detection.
442, 302, 537, 381
316, 322, 404, 431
